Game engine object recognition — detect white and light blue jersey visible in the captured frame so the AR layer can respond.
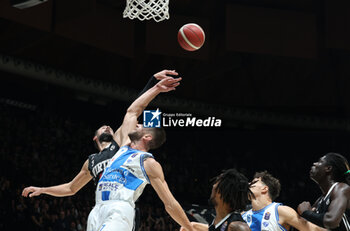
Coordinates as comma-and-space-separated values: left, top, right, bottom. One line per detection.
242, 202, 287, 231
95, 146, 153, 207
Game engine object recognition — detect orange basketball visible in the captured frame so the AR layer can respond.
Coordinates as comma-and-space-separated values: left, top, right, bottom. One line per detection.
178, 23, 205, 51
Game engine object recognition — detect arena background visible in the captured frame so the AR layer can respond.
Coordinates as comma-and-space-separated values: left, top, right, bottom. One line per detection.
1, 0, 350, 230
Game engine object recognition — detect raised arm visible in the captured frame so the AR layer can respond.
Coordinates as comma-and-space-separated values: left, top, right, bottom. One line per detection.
278, 205, 327, 231
116, 76, 181, 147
137, 70, 179, 97
144, 158, 194, 231
22, 159, 92, 197
114, 70, 179, 146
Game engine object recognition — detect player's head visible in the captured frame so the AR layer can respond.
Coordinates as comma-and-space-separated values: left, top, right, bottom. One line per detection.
310, 152, 350, 185
250, 171, 281, 201
209, 169, 252, 212
128, 124, 166, 151
93, 125, 114, 150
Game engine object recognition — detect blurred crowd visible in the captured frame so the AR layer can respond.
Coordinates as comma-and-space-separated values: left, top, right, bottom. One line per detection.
1, 99, 348, 230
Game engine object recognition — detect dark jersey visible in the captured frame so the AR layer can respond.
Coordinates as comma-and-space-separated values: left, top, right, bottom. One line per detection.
209, 212, 245, 231
314, 182, 350, 231
88, 139, 119, 185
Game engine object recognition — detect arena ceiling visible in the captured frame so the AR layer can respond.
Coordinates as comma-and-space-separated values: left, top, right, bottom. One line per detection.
1, 0, 350, 128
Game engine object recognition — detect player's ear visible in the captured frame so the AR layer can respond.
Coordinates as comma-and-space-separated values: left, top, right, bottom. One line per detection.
143, 134, 153, 141
93, 136, 98, 141
325, 165, 332, 173
261, 185, 269, 194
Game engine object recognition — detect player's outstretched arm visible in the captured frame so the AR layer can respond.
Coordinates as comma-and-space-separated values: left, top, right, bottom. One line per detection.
114, 70, 179, 146
117, 76, 181, 147
144, 158, 194, 231
137, 70, 179, 97
278, 205, 327, 231
22, 159, 92, 198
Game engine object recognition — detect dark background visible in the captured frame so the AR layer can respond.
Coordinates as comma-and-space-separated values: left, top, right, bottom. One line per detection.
1, 0, 350, 230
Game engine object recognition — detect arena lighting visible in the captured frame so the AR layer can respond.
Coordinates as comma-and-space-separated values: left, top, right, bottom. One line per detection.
0, 98, 37, 111
10, 0, 47, 9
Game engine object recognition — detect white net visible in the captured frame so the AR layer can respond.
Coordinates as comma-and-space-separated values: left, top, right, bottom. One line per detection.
123, 0, 170, 22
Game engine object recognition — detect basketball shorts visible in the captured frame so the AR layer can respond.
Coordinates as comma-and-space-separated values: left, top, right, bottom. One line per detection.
87, 201, 135, 231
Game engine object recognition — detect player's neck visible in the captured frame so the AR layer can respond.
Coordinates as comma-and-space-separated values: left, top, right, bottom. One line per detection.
214, 204, 231, 225
318, 178, 336, 195
99, 142, 111, 151
251, 196, 272, 211
130, 140, 147, 152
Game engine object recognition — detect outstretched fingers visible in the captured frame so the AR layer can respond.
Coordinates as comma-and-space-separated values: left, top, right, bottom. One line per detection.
158, 77, 182, 92
154, 70, 179, 80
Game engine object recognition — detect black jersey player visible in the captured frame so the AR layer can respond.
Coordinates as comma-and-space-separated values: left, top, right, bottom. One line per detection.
298, 153, 350, 231
181, 169, 252, 231
21, 69, 178, 196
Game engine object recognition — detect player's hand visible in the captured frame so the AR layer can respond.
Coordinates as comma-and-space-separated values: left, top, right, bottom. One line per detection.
155, 76, 181, 92
154, 70, 178, 80
22, 186, 43, 197
297, 201, 312, 215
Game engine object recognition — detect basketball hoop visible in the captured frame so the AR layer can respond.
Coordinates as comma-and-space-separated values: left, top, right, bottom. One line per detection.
123, 0, 170, 22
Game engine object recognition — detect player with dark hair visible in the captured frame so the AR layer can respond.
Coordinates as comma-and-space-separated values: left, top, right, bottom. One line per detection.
21, 70, 181, 230
298, 152, 350, 231
89, 76, 195, 231
181, 169, 252, 231
242, 171, 326, 231
21, 70, 176, 197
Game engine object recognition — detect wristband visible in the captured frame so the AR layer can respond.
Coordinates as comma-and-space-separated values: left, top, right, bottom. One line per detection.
138, 76, 159, 97
301, 210, 325, 228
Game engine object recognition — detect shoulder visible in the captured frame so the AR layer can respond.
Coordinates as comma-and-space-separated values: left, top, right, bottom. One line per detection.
334, 182, 350, 192
278, 205, 295, 214
144, 158, 163, 178
333, 182, 350, 197
144, 157, 160, 169
228, 221, 250, 231
139, 150, 154, 158
228, 212, 245, 222
241, 209, 252, 217
88, 152, 97, 159
87, 154, 95, 169
278, 204, 294, 212
111, 139, 120, 149
82, 159, 90, 172
241, 209, 253, 217
278, 205, 298, 221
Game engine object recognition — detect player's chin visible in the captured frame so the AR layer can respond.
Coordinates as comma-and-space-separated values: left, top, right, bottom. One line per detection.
309, 170, 316, 178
